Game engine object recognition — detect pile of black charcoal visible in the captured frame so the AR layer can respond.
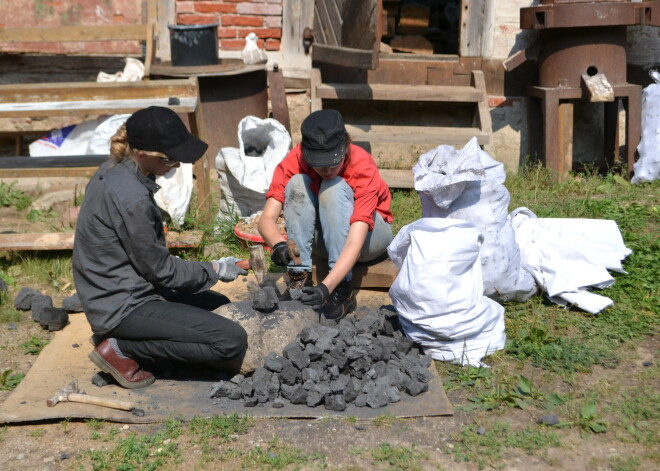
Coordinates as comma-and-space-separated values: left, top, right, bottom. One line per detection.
210, 309, 433, 411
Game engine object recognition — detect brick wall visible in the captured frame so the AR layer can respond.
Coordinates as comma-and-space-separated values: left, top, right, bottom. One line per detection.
175, 0, 282, 51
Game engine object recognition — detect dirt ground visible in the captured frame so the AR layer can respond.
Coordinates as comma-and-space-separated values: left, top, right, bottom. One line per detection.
0, 92, 657, 471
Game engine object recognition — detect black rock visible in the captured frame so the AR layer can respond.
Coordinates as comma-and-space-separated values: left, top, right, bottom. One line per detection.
39, 307, 68, 331
30, 294, 53, 323
14, 287, 42, 311
537, 414, 560, 426
264, 352, 285, 373
91, 372, 112, 387
132, 408, 145, 417
642, 361, 653, 367
272, 398, 285, 408
62, 293, 84, 313
7, 323, 16, 331
325, 393, 347, 411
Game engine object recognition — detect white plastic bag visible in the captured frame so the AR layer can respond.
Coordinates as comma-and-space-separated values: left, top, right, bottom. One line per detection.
217, 116, 291, 219
510, 207, 632, 314
29, 120, 101, 157
632, 70, 660, 183
96, 57, 145, 82
413, 137, 537, 302
388, 218, 506, 367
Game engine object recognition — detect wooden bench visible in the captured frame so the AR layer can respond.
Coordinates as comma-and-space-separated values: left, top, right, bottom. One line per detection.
310, 67, 492, 189
0, 1, 213, 222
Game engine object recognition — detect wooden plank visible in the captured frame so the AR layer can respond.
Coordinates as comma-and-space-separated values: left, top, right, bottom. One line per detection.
346, 124, 490, 145
380, 169, 413, 188
0, 168, 99, 178
312, 256, 399, 289
310, 68, 322, 112
267, 66, 291, 133
0, 25, 150, 43
315, 83, 483, 102
0, 78, 198, 103
311, 44, 377, 69
0, 231, 203, 251
459, 0, 487, 57
0, 97, 198, 117
558, 101, 573, 178
470, 70, 492, 135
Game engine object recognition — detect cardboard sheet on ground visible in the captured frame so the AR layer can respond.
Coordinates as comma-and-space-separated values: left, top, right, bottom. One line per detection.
0, 314, 453, 425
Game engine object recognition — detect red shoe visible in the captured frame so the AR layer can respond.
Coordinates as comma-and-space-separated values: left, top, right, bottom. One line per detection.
88, 339, 155, 389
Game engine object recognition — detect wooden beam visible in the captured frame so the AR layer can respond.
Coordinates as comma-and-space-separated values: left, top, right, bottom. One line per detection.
346, 124, 490, 145
0, 25, 150, 43
315, 83, 484, 102
0, 231, 203, 251
0, 98, 198, 118
379, 169, 414, 189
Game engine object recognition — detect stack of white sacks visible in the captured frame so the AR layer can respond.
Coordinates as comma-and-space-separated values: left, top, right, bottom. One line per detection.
388, 137, 631, 367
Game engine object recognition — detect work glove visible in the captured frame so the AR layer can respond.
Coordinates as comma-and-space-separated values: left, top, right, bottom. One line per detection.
301, 284, 330, 309
270, 241, 292, 267
212, 257, 248, 282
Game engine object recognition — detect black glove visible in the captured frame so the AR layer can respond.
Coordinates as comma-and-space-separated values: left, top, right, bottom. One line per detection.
270, 241, 292, 267
301, 284, 330, 309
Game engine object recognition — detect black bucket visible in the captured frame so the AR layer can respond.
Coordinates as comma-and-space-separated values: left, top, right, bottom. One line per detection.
168, 23, 219, 66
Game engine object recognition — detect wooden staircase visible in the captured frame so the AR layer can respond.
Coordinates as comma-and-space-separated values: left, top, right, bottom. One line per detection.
310, 67, 492, 188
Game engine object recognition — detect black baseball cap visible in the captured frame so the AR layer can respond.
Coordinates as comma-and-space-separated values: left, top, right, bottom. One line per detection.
301, 109, 347, 167
126, 106, 208, 164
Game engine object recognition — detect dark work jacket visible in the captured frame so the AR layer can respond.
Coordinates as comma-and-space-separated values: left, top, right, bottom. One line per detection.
72, 158, 218, 336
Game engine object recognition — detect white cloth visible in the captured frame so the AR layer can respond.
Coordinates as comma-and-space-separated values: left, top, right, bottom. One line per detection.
510, 207, 632, 314
632, 69, 660, 184
241, 32, 268, 65
388, 218, 506, 367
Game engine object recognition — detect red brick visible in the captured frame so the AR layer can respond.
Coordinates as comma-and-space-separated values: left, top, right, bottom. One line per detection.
222, 15, 264, 27
238, 28, 281, 39
176, 2, 195, 14
195, 3, 237, 14
264, 16, 282, 28
236, 3, 282, 15
220, 39, 246, 50
177, 14, 219, 25
217, 27, 238, 39
264, 38, 280, 51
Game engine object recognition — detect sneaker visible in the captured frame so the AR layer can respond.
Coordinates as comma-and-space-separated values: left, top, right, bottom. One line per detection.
88, 339, 155, 389
319, 281, 357, 320
280, 270, 312, 301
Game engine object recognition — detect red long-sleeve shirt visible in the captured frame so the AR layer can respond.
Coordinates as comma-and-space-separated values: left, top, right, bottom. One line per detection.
265, 143, 393, 231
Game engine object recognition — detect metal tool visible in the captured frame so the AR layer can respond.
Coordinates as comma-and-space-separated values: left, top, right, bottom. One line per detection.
47, 380, 135, 411
286, 239, 302, 265
235, 244, 266, 285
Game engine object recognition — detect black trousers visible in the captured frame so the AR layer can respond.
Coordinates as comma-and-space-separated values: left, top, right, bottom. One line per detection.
109, 291, 247, 366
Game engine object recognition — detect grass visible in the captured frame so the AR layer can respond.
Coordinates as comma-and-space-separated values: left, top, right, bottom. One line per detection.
371, 442, 429, 470
0, 181, 32, 211
226, 436, 326, 469
449, 422, 561, 469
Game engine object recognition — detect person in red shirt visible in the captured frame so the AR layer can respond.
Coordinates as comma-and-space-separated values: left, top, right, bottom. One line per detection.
258, 109, 393, 320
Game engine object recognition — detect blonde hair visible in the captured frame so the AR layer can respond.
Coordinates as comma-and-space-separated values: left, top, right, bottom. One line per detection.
110, 124, 168, 161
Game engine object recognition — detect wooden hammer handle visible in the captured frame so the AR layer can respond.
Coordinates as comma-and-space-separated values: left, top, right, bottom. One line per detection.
67, 393, 135, 411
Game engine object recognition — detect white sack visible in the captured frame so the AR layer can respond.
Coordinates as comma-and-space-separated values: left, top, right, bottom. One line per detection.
509, 207, 632, 314
632, 70, 660, 184
413, 137, 537, 302
96, 57, 145, 82
388, 218, 506, 367
217, 115, 290, 219
29, 120, 101, 157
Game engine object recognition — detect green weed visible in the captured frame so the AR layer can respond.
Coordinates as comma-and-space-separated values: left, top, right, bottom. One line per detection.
463, 374, 544, 411
0, 370, 24, 391
84, 418, 183, 470
0, 181, 31, 210
1, 253, 73, 292
188, 413, 253, 444
373, 413, 397, 427
370, 442, 428, 471
579, 401, 607, 434
609, 455, 641, 471
29, 428, 46, 438
449, 422, 561, 469
609, 374, 659, 445
21, 337, 49, 355
237, 436, 325, 469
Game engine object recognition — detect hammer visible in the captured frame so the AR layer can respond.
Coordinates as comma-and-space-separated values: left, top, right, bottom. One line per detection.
47, 380, 135, 411
235, 244, 267, 285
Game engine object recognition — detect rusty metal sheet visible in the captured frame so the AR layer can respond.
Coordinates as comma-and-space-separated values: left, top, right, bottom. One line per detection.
0, 307, 453, 425
521, 1, 660, 30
